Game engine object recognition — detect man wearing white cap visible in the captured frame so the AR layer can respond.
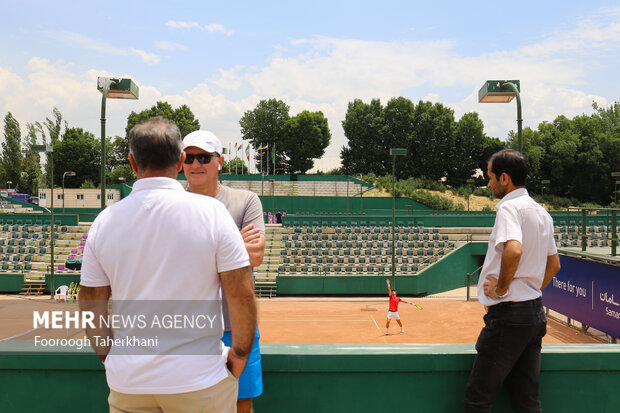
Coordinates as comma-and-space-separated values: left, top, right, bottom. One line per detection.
183, 130, 265, 413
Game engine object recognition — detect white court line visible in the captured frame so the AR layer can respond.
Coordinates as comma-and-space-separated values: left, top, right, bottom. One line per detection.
261, 320, 370, 322
0, 327, 43, 342
370, 315, 382, 334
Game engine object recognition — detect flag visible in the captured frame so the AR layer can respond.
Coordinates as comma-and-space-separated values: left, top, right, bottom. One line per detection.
246, 145, 250, 161
238, 143, 243, 150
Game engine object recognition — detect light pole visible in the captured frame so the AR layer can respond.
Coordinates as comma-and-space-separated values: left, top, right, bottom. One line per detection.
389, 148, 407, 287
62, 171, 76, 213
479, 80, 522, 152
7, 181, 12, 190
466, 179, 475, 213
357, 173, 363, 215
97, 77, 139, 210
269, 179, 275, 214
31, 144, 55, 298
541, 179, 550, 198
346, 179, 352, 215
612, 172, 620, 204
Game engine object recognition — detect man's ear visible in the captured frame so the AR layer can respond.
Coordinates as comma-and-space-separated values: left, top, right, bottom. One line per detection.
128, 153, 139, 175
176, 152, 187, 173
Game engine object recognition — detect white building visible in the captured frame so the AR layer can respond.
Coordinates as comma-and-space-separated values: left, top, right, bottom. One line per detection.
38, 188, 121, 208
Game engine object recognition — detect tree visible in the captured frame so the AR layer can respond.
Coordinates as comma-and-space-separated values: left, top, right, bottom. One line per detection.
405, 101, 456, 181
123, 102, 200, 173
281, 110, 331, 174
125, 102, 200, 138
108, 164, 135, 184
2, 112, 23, 189
42, 108, 65, 188
446, 112, 486, 186
341, 99, 386, 175
383, 97, 415, 179
223, 157, 249, 175
53, 128, 100, 188
239, 99, 290, 174
21, 123, 43, 195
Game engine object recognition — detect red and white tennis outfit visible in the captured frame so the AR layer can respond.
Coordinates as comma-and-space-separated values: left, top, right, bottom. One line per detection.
387, 295, 403, 319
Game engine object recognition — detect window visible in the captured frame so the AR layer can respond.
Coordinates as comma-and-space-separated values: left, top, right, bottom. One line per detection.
57, 194, 63, 200
76, 194, 84, 200
39, 193, 47, 200
107, 193, 114, 200
97, 195, 100, 200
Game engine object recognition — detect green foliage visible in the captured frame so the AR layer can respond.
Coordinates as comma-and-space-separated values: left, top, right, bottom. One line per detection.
341, 97, 499, 186
482, 205, 494, 212
42, 108, 64, 188
125, 102, 200, 139
240, 100, 331, 175
281, 110, 331, 174
408, 189, 457, 211
80, 179, 96, 189
21, 123, 43, 195
2, 112, 23, 189
53, 127, 100, 188
223, 157, 249, 174
473, 187, 493, 199
108, 164, 135, 184
239, 99, 290, 174
362, 173, 377, 185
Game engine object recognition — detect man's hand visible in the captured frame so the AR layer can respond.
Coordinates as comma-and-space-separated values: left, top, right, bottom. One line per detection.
240, 224, 265, 267
227, 346, 249, 378
483, 275, 499, 297
240, 224, 261, 245
386, 279, 390, 285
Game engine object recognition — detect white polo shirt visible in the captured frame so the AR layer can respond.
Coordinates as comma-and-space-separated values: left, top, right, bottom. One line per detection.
477, 188, 557, 307
80, 177, 250, 394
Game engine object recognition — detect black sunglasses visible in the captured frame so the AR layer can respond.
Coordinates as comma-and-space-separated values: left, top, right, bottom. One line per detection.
184, 153, 219, 164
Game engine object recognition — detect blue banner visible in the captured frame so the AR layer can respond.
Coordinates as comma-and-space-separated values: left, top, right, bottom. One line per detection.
542, 255, 620, 338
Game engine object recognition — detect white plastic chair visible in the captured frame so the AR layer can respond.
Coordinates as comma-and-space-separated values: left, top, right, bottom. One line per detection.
55, 285, 68, 302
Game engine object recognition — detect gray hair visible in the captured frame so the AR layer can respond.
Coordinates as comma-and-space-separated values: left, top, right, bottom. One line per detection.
128, 117, 182, 171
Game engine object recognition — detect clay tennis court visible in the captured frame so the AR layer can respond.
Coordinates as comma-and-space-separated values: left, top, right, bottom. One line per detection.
0, 292, 600, 344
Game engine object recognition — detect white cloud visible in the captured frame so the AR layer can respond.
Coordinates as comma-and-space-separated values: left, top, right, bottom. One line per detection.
522, 7, 620, 57
155, 41, 188, 52
165, 20, 234, 36
210, 65, 245, 91
205, 23, 234, 36
165, 21, 200, 29
48, 30, 161, 65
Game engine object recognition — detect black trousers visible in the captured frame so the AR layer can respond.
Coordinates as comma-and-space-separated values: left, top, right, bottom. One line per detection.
464, 298, 547, 413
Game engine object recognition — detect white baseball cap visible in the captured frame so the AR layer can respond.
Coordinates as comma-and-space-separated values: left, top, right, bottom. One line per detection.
182, 130, 223, 155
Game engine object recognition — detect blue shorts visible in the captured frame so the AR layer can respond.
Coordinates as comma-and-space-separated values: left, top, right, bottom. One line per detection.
222, 329, 263, 399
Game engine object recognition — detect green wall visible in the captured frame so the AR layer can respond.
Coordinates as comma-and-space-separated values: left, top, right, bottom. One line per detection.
1, 342, 619, 413
276, 243, 484, 296
0, 273, 81, 293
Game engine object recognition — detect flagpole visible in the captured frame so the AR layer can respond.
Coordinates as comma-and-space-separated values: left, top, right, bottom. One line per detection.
228, 143, 231, 174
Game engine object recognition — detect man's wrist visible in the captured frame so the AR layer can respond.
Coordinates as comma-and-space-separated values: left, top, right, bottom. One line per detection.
492, 287, 508, 299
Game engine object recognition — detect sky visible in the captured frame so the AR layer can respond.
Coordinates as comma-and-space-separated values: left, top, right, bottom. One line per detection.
1, 0, 619, 172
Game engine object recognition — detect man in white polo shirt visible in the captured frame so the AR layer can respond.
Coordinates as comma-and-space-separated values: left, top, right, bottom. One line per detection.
79, 117, 257, 413
464, 149, 561, 413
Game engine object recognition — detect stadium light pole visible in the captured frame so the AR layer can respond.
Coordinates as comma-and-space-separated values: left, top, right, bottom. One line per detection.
612, 172, 620, 204
62, 171, 76, 214
7, 181, 12, 190
541, 179, 550, 198
346, 179, 352, 215
97, 77, 139, 210
390, 148, 407, 286
31, 144, 55, 298
466, 178, 475, 213
479, 80, 522, 152
357, 173, 364, 215
269, 179, 275, 214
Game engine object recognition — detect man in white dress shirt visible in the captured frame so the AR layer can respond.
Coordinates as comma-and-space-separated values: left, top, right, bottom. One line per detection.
464, 149, 561, 413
